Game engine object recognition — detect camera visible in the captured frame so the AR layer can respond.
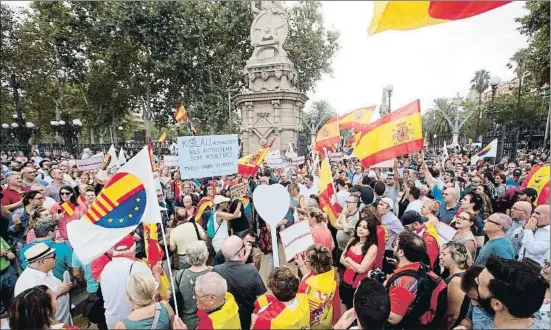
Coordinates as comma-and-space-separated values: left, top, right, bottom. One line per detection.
368, 269, 387, 284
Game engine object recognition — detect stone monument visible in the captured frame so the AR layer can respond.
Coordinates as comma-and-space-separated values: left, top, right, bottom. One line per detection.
235, 1, 308, 156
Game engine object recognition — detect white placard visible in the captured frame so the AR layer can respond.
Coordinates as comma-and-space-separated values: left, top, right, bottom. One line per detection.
291, 156, 305, 165
164, 155, 179, 167
280, 221, 314, 261
328, 152, 344, 161
76, 154, 104, 171
267, 158, 283, 168
177, 135, 239, 179
436, 222, 457, 245
372, 159, 394, 168
267, 150, 281, 159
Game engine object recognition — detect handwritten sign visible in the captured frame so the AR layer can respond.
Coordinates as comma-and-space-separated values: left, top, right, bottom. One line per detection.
291, 156, 305, 166
230, 182, 249, 200
164, 155, 179, 167
76, 153, 104, 171
280, 220, 314, 261
436, 222, 457, 245
328, 152, 344, 161
177, 135, 239, 179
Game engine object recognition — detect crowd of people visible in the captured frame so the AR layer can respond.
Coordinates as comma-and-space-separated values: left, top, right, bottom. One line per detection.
0, 145, 549, 329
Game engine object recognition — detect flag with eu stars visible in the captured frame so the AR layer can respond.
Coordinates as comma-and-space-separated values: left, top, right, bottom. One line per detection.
68, 147, 162, 264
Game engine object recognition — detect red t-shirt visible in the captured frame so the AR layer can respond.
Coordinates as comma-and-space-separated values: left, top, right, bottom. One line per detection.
422, 231, 439, 270
375, 225, 387, 270
0, 187, 28, 206
386, 262, 420, 317
310, 225, 334, 251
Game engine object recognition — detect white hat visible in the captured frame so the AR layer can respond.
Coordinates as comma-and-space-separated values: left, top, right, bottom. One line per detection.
214, 195, 230, 205
24, 242, 55, 263
379, 197, 394, 210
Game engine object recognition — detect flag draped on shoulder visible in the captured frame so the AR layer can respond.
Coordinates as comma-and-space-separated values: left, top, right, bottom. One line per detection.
521, 165, 550, 206
174, 103, 188, 123
315, 118, 340, 149
238, 138, 275, 176
368, 1, 510, 35
354, 100, 423, 167
67, 147, 162, 264
318, 157, 341, 226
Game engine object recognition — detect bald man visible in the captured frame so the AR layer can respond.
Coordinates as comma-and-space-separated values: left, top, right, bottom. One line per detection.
519, 204, 550, 265
506, 201, 533, 258
214, 235, 266, 329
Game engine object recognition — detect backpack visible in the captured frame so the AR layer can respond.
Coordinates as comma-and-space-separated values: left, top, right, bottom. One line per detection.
385, 263, 447, 329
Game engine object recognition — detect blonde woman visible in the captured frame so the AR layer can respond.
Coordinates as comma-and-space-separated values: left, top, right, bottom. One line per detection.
421, 200, 440, 228
114, 274, 174, 329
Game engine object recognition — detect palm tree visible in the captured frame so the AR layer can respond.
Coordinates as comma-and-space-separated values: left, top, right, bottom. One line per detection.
506, 51, 526, 160
470, 69, 490, 140
303, 100, 336, 144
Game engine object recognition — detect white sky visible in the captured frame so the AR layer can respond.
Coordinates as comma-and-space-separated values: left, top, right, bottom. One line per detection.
7, 1, 528, 116
306, 1, 528, 115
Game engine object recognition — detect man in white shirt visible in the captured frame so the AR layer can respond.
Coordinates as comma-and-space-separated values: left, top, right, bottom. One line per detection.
519, 204, 550, 266
336, 179, 350, 208
100, 235, 161, 328
404, 187, 423, 214
299, 174, 318, 200
14, 243, 73, 325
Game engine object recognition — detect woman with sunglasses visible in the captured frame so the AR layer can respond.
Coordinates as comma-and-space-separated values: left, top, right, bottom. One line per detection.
49, 186, 83, 247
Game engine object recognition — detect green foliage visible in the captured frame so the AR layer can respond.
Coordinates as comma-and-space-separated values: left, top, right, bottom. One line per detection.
0, 1, 339, 143
302, 100, 336, 137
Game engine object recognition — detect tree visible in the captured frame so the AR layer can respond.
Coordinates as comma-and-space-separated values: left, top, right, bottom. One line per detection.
302, 100, 336, 143
470, 69, 490, 139
422, 98, 479, 144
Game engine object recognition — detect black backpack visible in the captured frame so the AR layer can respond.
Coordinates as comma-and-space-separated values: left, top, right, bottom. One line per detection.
385, 263, 448, 329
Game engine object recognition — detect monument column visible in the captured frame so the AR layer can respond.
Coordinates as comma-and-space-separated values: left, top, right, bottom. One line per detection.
235, 1, 308, 156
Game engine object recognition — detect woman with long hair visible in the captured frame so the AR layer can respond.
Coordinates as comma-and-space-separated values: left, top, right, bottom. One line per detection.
339, 218, 378, 309
159, 167, 171, 186
474, 185, 494, 219
308, 208, 334, 251
421, 199, 440, 228
25, 206, 60, 244
452, 211, 477, 259
50, 185, 83, 246
9, 190, 44, 246
8, 285, 77, 329
439, 242, 473, 330
359, 205, 387, 270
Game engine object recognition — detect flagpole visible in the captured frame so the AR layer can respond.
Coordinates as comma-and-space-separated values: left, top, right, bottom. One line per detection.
158, 214, 179, 316
323, 147, 338, 195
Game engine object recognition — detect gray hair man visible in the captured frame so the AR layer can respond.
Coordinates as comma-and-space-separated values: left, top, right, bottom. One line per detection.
505, 201, 532, 258
195, 272, 241, 328
475, 213, 515, 265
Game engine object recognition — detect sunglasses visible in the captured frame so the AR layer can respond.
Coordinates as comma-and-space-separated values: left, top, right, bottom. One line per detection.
60, 192, 72, 196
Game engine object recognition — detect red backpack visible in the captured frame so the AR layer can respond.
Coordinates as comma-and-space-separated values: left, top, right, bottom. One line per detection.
385, 263, 448, 329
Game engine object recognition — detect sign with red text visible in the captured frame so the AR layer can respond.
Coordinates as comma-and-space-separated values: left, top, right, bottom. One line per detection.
279, 220, 314, 261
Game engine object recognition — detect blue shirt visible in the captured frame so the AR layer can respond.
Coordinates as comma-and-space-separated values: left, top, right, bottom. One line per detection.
20, 239, 72, 281
506, 177, 521, 187
435, 203, 460, 224
72, 251, 98, 293
432, 186, 444, 204
475, 237, 515, 265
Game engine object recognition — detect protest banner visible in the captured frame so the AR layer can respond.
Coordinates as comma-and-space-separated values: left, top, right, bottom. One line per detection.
230, 182, 249, 200
164, 155, 179, 167
291, 156, 305, 166
280, 221, 314, 261
267, 158, 283, 168
76, 153, 104, 171
177, 134, 239, 179
267, 149, 281, 159
328, 152, 344, 161
436, 222, 457, 245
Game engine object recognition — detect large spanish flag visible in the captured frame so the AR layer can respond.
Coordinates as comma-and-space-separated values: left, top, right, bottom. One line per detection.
238, 138, 275, 176
174, 103, 188, 123
318, 157, 341, 226
369, 1, 510, 35
315, 119, 340, 149
354, 100, 423, 167
339, 106, 376, 131
521, 165, 550, 206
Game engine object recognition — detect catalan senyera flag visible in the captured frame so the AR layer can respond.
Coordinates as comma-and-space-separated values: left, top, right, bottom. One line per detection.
318, 157, 342, 226
521, 165, 550, 206
61, 202, 76, 216
252, 294, 310, 329
158, 130, 167, 143
339, 106, 376, 131
354, 100, 423, 167
369, 1, 510, 35
143, 222, 170, 300
315, 119, 340, 149
238, 138, 275, 176
68, 147, 162, 264
174, 103, 188, 123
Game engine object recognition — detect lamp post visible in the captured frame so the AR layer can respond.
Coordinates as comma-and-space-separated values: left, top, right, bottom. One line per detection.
1, 74, 38, 146
385, 84, 394, 113
433, 134, 438, 148
51, 117, 82, 155
434, 94, 473, 147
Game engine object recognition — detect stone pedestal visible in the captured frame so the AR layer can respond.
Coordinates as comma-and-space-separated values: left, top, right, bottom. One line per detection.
235, 1, 308, 155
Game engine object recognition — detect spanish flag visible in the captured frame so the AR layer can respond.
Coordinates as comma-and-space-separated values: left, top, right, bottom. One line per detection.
195, 197, 214, 226
158, 130, 166, 143
315, 118, 340, 149
143, 222, 170, 300
339, 106, 376, 131
369, 1, 510, 35
238, 138, 275, 176
253, 294, 310, 329
61, 202, 76, 216
318, 157, 341, 226
521, 165, 550, 206
174, 103, 188, 123
354, 100, 423, 168
146, 138, 156, 172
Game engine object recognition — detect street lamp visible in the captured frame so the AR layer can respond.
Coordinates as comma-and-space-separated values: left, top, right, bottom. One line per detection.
51, 116, 82, 155
489, 76, 501, 101
2, 74, 39, 146
385, 84, 394, 113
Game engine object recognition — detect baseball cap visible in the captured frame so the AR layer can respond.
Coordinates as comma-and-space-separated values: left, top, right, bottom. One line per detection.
379, 197, 394, 210
516, 187, 538, 199
24, 242, 56, 263
401, 211, 428, 226
513, 169, 522, 177
113, 235, 135, 252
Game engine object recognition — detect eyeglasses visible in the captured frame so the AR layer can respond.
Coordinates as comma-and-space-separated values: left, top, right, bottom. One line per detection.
233, 242, 246, 258
60, 192, 72, 196
511, 206, 527, 213
485, 218, 501, 226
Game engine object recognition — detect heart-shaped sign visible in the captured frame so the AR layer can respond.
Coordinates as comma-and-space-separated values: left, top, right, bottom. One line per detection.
253, 184, 290, 227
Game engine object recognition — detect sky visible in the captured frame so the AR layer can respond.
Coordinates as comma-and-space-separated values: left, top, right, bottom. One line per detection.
6, 1, 529, 116
306, 1, 528, 115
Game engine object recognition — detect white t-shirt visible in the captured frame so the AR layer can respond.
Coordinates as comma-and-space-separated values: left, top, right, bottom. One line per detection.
212, 218, 229, 253
100, 257, 156, 328
405, 199, 423, 214
337, 191, 351, 208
